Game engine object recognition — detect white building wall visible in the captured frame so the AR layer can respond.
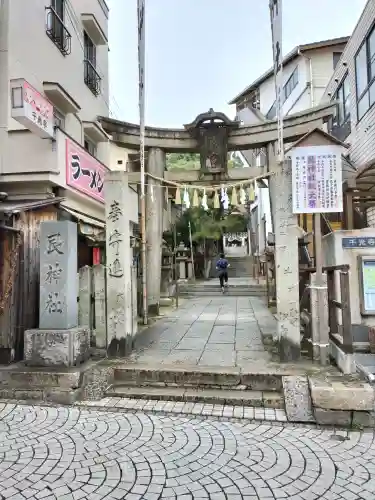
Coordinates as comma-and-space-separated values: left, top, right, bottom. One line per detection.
8, 0, 109, 128
238, 43, 346, 246
0, 0, 110, 219
321, 0, 375, 225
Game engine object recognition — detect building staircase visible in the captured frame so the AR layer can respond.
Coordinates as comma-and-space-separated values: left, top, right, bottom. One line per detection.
227, 255, 254, 277
105, 365, 284, 409
179, 280, 267, 297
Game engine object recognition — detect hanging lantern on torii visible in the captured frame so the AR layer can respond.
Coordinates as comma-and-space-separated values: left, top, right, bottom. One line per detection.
184, 108, 239, 175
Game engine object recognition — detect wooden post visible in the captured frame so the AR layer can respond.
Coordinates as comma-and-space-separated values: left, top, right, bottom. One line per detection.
188, 221, 195, 281
314, 213, 329, 365
340, 270, 353, 353
326, 269, 338, 335
344, 191, 354, 230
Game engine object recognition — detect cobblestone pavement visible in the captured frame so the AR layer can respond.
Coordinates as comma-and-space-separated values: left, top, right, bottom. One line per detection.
131, 296, 277, 368
0, 403, 375, 499
76, 398, 288, 422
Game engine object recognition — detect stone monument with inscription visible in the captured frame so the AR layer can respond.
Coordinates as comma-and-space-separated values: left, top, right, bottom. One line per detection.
24, 220, 90, 367
105, 170, 134, 357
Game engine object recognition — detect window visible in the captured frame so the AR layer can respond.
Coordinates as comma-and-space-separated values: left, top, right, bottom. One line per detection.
333, 52, 342, 70
53, 108, 65, 130
355, 25, 375, 120
84, 31, 96, 65
84, 137, 97, 157
328, 73, 351, 141
51, 0, 64, 21
265, 66, 298, 119
84, 31, 101, 96
46, 0, 71, 55
284, 67, 298, 101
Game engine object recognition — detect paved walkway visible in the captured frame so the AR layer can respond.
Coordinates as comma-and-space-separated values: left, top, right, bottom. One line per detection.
132, 296, 277, 369
0, 403, 374, 499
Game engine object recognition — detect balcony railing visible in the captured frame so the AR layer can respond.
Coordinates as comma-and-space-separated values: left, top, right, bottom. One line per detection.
84, 59, 101, 96
45, 7, 72, 56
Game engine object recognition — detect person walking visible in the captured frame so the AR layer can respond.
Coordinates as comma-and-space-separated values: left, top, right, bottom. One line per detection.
216, 253, 230, 292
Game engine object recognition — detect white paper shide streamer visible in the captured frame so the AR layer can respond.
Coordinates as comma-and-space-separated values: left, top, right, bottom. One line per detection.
183, 187, 190, 209
220, 186, 229, 210
269, 0, 284, 163
201, 189, 209, 211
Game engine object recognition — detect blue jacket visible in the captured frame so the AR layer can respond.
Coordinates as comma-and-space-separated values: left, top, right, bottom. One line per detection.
216, 258, 228, 270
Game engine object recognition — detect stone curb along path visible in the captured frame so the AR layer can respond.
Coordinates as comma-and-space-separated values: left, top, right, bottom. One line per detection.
283, 375, 375, 428
1, 361, 375, 428
80, 374, 375, 428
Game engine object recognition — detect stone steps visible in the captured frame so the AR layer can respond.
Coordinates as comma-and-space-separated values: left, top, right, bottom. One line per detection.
105, 365, 284, 408
179, 285, 267, 297
111, 366, 283, 391
105, 385, 284, 408
180, 290, 266, 297
105, 365, 284, 409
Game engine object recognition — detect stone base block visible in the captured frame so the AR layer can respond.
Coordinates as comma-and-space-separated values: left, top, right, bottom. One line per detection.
352, 411, 375, 428
24, 327, 90, 367
314, 408, 351, 426
282, 376, 315, 422
309, 376, 375, 411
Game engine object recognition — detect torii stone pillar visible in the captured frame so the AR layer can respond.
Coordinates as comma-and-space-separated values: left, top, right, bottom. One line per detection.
268, 142, 300, 361
146, 147, 166, 314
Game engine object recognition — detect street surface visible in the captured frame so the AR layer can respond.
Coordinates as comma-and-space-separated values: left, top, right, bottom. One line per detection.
131, 296, 276, 368
0, 403, 374, 499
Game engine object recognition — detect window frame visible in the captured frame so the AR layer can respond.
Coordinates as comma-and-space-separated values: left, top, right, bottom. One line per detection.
328, 72, 351, 141
53, 106, 66, 130
265, 65, 299, 118
51, 0, 64, 21
84, 31, 96, 66
333, 52, 342, 70
84, 136, 97, 157
355, 22, 375, 121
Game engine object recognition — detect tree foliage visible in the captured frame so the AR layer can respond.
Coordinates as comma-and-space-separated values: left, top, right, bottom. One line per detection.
166, 152, 245, 171
164, 204, 247, 251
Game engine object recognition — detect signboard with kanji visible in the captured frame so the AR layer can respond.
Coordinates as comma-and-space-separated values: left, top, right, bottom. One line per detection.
342, 237, 375, 249
290, 145, 343, 214
10, 78, 54, 139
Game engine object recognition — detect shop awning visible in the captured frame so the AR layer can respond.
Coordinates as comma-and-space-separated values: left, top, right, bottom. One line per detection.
61, 205, 105, 242
0, 197, 65, 215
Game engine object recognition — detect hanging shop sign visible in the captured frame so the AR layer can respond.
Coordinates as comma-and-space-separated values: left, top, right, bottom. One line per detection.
65, 138, 108, 203
10, 78, 54, 139
290, 145, 343, 214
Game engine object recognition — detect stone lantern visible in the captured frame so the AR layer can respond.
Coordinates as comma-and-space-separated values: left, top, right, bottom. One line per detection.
176, 242, 189, 280
161, 239, 173, 297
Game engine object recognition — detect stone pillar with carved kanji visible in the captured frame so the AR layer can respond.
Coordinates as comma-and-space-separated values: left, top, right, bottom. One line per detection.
146, 147, 166, 315
268, 142, 300, 361
105, 170, 133, 357
24, 220, 90, 367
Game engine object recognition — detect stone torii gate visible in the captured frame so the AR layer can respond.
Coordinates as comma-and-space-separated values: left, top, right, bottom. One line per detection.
100, 102, 335, 361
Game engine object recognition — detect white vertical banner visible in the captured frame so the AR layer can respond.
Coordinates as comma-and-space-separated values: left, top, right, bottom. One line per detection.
137, 0, 146, 194
269, 0, 284, 163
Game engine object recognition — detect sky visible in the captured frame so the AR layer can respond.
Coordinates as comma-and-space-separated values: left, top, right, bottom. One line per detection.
108, 0, 367, 128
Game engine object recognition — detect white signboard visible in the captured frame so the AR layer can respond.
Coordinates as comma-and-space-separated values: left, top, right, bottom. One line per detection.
290, 145, 343, 214
10, 78, 54, 139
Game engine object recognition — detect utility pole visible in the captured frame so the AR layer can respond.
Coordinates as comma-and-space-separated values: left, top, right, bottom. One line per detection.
137, 0, 147, 324
0, 0, 9, 177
